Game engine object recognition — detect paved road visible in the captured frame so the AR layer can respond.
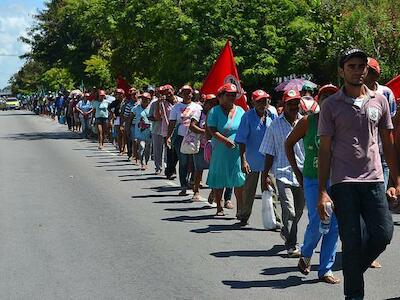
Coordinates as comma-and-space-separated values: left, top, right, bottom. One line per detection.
0, 110, 399, 300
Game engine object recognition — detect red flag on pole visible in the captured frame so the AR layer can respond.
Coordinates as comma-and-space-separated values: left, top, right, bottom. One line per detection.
200, 40, 248, 111
116, 76, 131, 95
387, 75, 400, 101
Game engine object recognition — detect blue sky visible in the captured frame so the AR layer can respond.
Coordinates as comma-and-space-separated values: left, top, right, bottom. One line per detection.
0, 0, 44, 89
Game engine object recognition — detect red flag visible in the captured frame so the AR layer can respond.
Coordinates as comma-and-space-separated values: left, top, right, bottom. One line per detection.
387, 75, 400, 101
116, 76, 131, 95
201, 40, 248, 111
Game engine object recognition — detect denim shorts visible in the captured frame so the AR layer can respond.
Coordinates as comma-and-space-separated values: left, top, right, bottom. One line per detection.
95, 117, 108, 125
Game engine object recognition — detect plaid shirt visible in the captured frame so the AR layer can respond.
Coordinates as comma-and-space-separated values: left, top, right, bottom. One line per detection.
259, 113, 305, 186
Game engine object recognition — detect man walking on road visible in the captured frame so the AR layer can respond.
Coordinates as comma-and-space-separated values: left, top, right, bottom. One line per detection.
260, 89, 305, 257
318, 48, 400, 300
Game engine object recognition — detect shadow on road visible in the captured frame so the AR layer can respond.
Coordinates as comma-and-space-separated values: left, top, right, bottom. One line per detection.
121, 176, 163, 181
96, 163, 134, 168
131, 194, 176, 199
163, 214, 235, 223
3, 131, 80, 141
153, 199, 192, 204
145, 185, 182, 192
210, 245, 286, 258
191, 223, 266, 233
222, 276, 320, 289
0, 112, 34, 116
164, 206, 213, 212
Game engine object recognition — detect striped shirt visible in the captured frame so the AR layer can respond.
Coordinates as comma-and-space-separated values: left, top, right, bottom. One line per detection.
259, 113, 305, 186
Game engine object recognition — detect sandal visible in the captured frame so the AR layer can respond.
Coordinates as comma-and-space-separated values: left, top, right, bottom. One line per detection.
224, 200, 234, 209
319, 275, 341, 284
207, 191, 214, 204
191, 193, 201, 202
215, 210, 225, 216
298, 257, 311, 275
370, 260, 382, 268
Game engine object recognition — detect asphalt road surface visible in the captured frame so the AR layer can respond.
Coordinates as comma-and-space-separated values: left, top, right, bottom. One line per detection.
0, 110, 399, 300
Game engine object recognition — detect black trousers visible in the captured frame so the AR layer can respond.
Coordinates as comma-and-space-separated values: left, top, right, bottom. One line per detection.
331, 182, 393, 299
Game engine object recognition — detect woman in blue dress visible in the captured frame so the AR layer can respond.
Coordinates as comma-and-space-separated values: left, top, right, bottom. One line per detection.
207, 83, 246, 216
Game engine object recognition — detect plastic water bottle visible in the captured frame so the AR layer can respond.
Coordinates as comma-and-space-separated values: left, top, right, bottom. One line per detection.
319, 202, 333, 235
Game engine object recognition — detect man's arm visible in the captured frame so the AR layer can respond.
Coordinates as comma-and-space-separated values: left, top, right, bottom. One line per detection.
285, 116, 308, 187
380, 128, 400, 200
238, 143, 250, 174
317, 135, 333, 220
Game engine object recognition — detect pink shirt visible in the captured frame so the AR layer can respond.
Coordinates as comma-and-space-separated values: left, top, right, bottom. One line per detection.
160, 100, 174, 137
318, 87, 393, 185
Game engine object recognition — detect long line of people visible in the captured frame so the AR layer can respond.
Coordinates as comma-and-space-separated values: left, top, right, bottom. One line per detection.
28, 50, 400, 300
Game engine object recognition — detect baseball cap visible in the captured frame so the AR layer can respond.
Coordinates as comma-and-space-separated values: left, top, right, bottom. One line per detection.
301, 82, 315, 92
217, 83, 238, 95
205, 94, 217, 101
140, 92, 151, 99
282, 89, 301, 103
251, 90, 270, 101
116, 88, 125, 94
339, 48, 368, 68
367, 57, 381, 75
317, 84, 339, 100
99, 90, 106, 96
181, 85, 193, 92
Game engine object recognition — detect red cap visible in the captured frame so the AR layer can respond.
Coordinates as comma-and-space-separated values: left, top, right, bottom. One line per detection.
217, 83, 238, 95
181, 85, 193, 92
251, 90, 270, 102
205, 94, 217, 101
367, 57, 381, 75
140, 92, 151, 99
317, 84, 339, 101
282, 89, 301, 103
116, 88, 125, 94
99, 90, 106, 96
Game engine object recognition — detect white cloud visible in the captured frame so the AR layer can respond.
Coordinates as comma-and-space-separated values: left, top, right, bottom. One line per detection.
0, 1, 42, 89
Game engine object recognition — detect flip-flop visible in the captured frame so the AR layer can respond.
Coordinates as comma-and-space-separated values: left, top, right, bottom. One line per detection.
215, 210, 225, 216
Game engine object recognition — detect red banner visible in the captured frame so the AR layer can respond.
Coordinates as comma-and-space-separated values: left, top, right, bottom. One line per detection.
200, 40, 248, 111
387, 75, 400, 101
116, 76, 131, 95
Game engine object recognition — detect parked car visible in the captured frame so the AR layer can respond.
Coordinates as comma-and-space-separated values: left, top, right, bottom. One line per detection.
5, 97, 20, 110
0, 98, 6, 110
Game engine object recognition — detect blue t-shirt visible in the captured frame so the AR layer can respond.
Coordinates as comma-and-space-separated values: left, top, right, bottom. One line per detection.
131, 104, 152, 141
77, 100, 93, 113
235, 108, 277, 172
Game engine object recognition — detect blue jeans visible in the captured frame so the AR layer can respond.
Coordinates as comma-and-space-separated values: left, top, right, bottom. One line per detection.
331, 182, 393, 299
301, 178, 338, 278
174, 135, 190, 189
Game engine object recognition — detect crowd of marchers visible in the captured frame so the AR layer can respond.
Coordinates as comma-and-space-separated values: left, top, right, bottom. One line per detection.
26, 49, 400, 300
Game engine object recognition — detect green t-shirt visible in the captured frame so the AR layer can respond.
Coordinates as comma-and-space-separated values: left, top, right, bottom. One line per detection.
92, 100, 110, 119
303, 114, 319, 178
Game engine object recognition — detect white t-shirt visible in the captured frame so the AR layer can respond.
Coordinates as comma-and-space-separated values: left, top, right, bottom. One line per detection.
169, 102, 202, 136
267, 105, 278, 116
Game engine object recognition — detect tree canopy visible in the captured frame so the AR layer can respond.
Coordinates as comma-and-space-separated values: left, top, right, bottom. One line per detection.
10, 0, 400, 94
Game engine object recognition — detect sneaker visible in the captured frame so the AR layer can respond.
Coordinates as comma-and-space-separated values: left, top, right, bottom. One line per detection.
287, 247, 301, 258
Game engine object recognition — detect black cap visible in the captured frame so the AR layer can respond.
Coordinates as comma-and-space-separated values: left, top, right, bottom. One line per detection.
339, 48, 368, 68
